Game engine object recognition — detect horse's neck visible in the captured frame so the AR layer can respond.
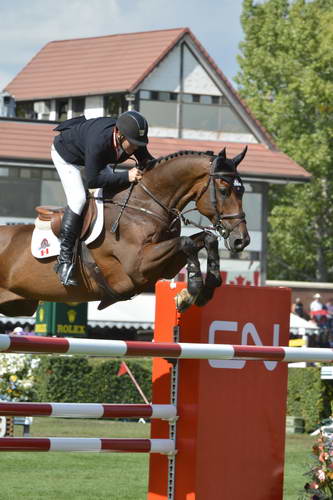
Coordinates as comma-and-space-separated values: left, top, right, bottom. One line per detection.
143, 156, 209, 210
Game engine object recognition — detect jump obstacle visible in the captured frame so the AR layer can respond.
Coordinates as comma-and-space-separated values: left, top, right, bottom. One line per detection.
0, 281, 321, 499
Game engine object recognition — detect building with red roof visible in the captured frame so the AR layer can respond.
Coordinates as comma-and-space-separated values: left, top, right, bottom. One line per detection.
0, 27, 311, 333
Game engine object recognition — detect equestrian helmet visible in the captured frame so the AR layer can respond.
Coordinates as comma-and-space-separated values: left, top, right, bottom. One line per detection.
116, 110, 149, 146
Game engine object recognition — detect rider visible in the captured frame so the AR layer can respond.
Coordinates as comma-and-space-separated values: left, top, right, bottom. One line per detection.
51, 110, 155, 287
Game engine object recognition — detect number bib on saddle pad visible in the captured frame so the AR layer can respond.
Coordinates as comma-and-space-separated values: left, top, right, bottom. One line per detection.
31, 188, 104, 259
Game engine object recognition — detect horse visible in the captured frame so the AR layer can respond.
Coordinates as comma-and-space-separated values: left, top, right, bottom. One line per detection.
0, 147, 250, 318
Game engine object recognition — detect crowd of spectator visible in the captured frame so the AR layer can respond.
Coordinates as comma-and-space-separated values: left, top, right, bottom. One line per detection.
8, 326, 35, 336
291, 293, 333, 348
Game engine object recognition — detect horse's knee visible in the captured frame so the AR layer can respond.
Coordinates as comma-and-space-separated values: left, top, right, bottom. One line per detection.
180, 237, 203, 296
180, 236, 197, 255
204, 231, 219, 250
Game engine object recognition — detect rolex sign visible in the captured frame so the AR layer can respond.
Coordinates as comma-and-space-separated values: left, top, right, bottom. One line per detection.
35, 302, 88, 337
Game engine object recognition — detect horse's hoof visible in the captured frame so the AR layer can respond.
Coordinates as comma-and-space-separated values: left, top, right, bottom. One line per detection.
175, 289, 196, 312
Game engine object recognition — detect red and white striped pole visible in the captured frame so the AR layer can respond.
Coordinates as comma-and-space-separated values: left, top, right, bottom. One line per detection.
0, 402, 176, 420
1, 335, 333, 362
0, 437, 175, 454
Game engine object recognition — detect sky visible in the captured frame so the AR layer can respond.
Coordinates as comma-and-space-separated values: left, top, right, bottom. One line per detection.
0, 0, 245, 93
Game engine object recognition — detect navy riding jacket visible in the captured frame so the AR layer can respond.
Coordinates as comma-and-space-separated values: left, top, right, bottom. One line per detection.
53, 116, 154, 192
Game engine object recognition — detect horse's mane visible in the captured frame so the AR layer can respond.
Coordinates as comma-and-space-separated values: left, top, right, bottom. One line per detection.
145, 150, 215, 170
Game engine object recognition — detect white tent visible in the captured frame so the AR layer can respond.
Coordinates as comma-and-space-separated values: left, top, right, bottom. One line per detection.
290, 313, 317, 330
87, 293, 156, 329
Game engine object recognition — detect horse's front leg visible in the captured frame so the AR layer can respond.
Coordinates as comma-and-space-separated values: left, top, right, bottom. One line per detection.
139, 233, 207, 311
180, 236, 204, 296
194, 231, 222, 307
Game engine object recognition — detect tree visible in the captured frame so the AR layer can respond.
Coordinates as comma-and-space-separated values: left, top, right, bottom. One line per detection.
236, 0, 333, 281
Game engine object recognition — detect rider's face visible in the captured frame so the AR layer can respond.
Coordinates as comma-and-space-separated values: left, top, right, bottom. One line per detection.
122, 138, 138, 155
117, 132, 138, 155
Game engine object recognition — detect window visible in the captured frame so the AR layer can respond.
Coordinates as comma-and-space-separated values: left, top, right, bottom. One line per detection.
140, 90, 150, 99
33, 101, 51, 120
104, 94, 125, 117
20, 169, 31, 179
56, 99, 69, 121
72, 97, 85, 117
201, 95, 213, 105
140, 90, 178, 102
182, 94, 192, 103
16, 101, 36, 119
150, 91, 159, 101
0, 168, 9, 177
158, 92, 169, 101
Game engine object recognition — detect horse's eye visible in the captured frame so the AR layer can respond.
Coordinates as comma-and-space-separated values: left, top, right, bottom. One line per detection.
220, 187, 228, 197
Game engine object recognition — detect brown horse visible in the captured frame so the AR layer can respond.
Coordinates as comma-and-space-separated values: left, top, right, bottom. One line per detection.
0, 147, 250, 317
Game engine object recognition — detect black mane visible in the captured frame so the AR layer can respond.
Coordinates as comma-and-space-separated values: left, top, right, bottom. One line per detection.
146, 150, 215, 170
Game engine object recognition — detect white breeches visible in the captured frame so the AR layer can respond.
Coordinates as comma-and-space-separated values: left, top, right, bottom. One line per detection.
51, 145, 86, 215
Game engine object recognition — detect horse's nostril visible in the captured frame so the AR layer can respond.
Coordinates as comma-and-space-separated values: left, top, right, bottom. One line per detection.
234, 239, 244, 250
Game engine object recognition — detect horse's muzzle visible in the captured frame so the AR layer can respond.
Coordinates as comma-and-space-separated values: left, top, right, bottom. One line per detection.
226, 230, 250, 253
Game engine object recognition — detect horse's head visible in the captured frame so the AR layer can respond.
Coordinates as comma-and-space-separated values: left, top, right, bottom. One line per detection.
196, 147, 250, 252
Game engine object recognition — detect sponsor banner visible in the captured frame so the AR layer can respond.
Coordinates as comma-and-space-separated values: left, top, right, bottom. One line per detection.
35, 302, 87, 337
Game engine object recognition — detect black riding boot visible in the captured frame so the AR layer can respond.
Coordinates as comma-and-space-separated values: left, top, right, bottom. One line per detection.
54, 206, 83, 286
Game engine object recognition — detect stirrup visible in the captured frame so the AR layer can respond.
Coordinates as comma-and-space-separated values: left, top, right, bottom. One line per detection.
55, 261, 79, 287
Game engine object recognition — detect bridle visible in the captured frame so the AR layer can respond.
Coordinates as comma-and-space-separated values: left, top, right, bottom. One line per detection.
193, 155, 247, 239
101, 155, 246, 241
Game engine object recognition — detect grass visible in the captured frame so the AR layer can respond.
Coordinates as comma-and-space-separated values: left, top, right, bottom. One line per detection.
3, 418, 150, 500
284, 433, 315, 499
0, 419, 318, 499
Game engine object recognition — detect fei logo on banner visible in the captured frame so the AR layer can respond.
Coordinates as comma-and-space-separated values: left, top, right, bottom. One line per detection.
208, 320, 280, 371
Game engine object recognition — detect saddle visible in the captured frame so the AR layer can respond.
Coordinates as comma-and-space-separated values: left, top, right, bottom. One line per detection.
35, 197, 98, 240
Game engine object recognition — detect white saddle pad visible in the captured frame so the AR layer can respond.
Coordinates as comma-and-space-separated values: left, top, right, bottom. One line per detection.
31, 188, 104, 259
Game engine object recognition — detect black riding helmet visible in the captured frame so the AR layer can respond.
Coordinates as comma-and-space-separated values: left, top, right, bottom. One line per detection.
116, 110, 149, 147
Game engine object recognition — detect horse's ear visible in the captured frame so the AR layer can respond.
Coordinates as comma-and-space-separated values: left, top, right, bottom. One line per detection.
218, 147, 227, 160
232, 146, 248, 168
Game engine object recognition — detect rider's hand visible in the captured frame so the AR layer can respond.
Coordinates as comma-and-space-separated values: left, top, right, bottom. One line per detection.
128, 167, 143, 183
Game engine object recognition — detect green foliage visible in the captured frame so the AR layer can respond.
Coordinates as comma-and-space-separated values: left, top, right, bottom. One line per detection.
0, 353, 39, 402
287, 367, 333, 432
33, 356, 152, 404
237, 0, 333, 280
34, 356, 92, 402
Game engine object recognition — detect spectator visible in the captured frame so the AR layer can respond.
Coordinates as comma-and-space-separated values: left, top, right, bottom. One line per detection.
11, 326, 25, 335
326, 298, 333, 330
310, 293, 328, 328
292, 297, 305, 318
310, 293, 324, 312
